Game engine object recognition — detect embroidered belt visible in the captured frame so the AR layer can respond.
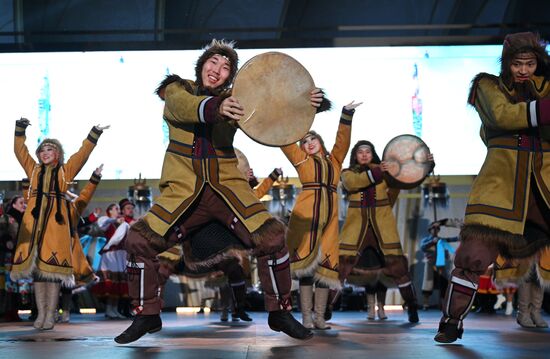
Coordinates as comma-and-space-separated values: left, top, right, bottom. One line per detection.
302, 183, 337, 193
349, 199, 390, 208
167, 140, 236, 158
488, 135, 550, 152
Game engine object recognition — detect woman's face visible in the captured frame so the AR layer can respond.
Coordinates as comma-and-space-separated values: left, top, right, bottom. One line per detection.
12, 197, 26, 213
356, 146, 373, 165
107, 205, 120, 219
301, 135, 321, 156
38, 145, 59, 165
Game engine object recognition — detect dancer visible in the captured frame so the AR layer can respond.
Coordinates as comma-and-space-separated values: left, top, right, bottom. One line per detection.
281, 101, 361, 330
0, 195, 26, 322
10, 118, 106, 330
95, 203, 129, 319
435, 32, 550, 343
495, 251, 548, 326
339, 140, 433, 323
58, 165, 103, 322
420, 219, 460, 309
115, 39, 324, 344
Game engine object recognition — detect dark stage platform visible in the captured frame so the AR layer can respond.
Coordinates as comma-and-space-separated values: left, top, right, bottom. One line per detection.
0, 309, 548, 359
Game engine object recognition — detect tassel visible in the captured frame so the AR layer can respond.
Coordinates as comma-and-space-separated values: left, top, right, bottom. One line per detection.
32, 165, 45, 219
53, 166, 65, 225
55, 212, 65, 225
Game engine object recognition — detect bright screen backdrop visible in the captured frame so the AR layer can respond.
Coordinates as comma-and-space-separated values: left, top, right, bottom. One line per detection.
0, 45, 503, 180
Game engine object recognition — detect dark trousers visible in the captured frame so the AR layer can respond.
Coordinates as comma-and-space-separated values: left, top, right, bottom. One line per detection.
126, 185, 292, 315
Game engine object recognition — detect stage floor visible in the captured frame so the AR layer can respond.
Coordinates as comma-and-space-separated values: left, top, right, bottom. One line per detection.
0, 309, 548, 359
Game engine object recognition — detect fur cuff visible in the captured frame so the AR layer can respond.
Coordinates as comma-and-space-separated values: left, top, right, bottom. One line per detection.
182, 240, 249, 271
460, 223, 545, 259
132, 219, 167, 252
251, 217, 287, 256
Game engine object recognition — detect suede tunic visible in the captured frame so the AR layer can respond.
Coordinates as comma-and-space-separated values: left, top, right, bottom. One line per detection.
143, 79, 272, 237
281, 108, 353, 288
11, 125, 102, 285
466, 74, 550, 234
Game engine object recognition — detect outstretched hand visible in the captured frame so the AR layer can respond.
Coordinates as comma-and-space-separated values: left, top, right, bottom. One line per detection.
94, 164, 104, 176
344, 101, 363, 111
17, 117, 31, 126
310, 88, 324, 108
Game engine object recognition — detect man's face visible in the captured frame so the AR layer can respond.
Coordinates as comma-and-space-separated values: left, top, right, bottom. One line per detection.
122, 204, 134, 218
510, 53, 537, 83
38, 145, 59, 165
201, 54, 231, 90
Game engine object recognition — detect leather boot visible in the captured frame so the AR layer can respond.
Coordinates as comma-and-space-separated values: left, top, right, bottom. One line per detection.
377, 289, 388, 320
494, 293, 506, 310
505, 301, 514, 316
220, 308, 229, 322
268, 310, 313, 340
434, 275, 478, 343
324, 289, 338, 321
33, 282, 47, 329
299, 285, 314, 329
398, 283, 419, 323
529, 282, 548, 328
4, 293, 22, 322
219, 284, 231, 322
59, 291, 72, 323
517, 281, 536, 328
366, 293, 376, 320
434, 320, 463, 343
42, 282, 61, 330
255, 247, 293, 312
114, 314, 162, 344
313, 287, 331, 330
231, 282, 252, 322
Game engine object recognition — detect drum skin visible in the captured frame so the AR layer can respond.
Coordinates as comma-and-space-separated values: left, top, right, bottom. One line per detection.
234, 148, 250, 176
232, 52, 316, 146
382, 134, 433, 189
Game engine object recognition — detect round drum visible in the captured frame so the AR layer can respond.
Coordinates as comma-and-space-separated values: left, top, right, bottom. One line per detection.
382, 134, 433, 189
232, 52, 316, 146
234, 147, 250, 176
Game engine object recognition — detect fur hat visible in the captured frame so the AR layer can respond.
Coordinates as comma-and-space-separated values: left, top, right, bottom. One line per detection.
194, 39, 239, 90
35, 138, 64, 164
500, 32, 550, 86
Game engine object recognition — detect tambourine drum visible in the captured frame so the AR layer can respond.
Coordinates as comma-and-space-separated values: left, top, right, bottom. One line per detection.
382, 134, 432, 189
232, 52, 316, 146
234, 147, 250, 176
